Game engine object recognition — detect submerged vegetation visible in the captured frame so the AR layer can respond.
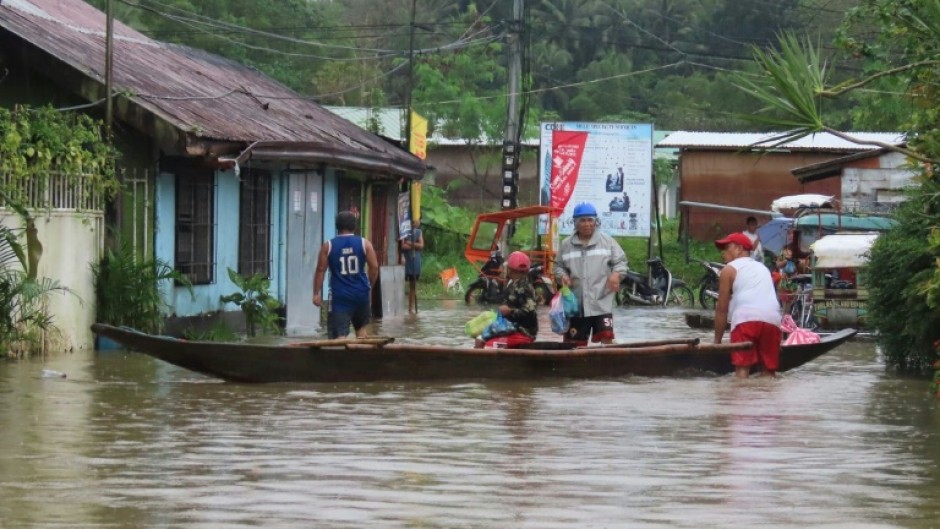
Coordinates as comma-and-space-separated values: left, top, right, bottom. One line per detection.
92, 240, 190, 335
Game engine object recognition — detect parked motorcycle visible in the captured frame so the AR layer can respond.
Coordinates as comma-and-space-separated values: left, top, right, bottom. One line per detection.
464, 250, 556, 305
691, 258, 724, 309
616, 257, 695, 307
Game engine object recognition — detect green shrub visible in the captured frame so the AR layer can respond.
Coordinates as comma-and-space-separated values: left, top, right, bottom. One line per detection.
92, 241, 190, 334
219, 268, 282, 337
867, 197, 940, 373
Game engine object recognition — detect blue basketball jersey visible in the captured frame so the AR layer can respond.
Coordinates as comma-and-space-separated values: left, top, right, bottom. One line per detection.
327, 234, 371, 310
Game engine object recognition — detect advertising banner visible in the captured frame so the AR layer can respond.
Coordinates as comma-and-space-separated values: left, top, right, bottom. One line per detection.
397, 191, 412, 240
549, 130, 588, 211
539, 122, 653, 237
409, 111, 428, 160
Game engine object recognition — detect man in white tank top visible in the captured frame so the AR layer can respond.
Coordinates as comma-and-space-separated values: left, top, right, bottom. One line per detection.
713, 232, 782, 378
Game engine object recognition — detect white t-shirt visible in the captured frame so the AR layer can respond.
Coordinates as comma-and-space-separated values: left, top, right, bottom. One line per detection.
744, 230, 763, 261
728, 257, 781, 329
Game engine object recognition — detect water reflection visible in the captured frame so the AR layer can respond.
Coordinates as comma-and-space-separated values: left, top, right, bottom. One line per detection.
0, 301, 938, 528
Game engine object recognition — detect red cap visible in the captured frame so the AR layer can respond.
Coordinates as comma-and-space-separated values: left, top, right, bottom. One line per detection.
715, 232, 754, 251
506, 251, 531, 272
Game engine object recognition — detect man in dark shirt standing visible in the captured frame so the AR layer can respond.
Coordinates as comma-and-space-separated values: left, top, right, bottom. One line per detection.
313, 211, 379, 339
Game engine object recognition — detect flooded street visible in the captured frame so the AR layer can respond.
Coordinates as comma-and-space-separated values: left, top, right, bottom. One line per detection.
2, 301, 940, 528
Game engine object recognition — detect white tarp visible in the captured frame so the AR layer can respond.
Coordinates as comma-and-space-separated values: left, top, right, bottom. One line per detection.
771, 194, 834, 212
810, 233, 879, 268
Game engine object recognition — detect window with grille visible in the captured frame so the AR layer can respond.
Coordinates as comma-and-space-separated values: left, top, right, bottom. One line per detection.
175, 169, 215, 284
238, 168, 272, 278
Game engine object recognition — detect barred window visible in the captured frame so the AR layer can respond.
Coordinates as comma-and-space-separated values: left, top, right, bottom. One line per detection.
175, 169, 215, 284
238, 168, 272, 278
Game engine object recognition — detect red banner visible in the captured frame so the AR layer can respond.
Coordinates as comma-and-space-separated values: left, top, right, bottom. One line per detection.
549, 130, 588, 211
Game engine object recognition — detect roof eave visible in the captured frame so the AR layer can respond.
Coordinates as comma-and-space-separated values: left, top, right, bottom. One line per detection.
249, 142, 426, 180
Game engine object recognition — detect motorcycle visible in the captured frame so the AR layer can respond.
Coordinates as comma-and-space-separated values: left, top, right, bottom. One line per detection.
464, 250, 556, 305
616, 257, 695, 307
691, 258, 724, 309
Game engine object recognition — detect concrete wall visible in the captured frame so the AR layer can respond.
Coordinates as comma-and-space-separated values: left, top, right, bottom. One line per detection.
1, 210, 103, 352
840, 152, 916, 213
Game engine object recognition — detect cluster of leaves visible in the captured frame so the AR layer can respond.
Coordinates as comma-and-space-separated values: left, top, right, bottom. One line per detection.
0, 106, 119, 207
92, 241, 190, 334
930, 340, 940, 396
219, 268, 283, 338
92, 0, 878, 133
866, 193, 940, 372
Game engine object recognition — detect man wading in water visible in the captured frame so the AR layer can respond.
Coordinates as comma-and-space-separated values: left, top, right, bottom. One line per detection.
713, 232, 782, 378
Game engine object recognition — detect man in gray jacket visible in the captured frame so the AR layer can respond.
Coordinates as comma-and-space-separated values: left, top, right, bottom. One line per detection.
554, 203, 628, 345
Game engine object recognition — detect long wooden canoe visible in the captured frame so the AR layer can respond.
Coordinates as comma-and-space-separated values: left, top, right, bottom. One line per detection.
91, 323, 857, 383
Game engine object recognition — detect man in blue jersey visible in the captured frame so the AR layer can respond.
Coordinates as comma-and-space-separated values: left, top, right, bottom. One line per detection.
313, 211, 379, 339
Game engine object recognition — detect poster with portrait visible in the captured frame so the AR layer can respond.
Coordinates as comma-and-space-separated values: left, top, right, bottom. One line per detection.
539, 122, 653, 238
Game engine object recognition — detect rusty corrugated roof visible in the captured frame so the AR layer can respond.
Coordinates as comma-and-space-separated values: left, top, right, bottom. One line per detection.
0, 0, 425, 178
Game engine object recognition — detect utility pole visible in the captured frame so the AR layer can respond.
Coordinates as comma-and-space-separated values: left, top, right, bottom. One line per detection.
501, 0, 523, 211
404, 0, 417, 156
499, 0, 524, 251
105, 0, 114, 137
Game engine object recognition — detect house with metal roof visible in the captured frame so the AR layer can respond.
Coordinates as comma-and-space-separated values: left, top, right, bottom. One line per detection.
791, 150, 917, 214
658, 131, 905, 242
0, 0, 425, 343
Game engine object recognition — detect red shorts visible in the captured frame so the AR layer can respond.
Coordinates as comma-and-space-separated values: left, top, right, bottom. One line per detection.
484, 332, 535, 349
730, 321, 782, 371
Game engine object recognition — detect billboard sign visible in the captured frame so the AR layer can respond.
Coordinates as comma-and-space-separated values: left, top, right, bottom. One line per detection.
539, 122, 653, 237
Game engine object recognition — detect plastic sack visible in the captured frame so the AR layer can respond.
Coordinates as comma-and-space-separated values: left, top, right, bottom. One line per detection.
779, 314, 820, 345
481, 312, 517, 340
549, 290, 568, 335
465, 310, 497, 338
561, 286, 580, 318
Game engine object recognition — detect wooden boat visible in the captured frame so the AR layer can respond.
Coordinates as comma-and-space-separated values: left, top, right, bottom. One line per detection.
91, 323, 857, 383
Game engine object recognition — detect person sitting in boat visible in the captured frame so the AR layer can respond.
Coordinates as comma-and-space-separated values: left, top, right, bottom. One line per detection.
475, 251, 539, 349
713, 232, 782, 379
313, 211, 379, 339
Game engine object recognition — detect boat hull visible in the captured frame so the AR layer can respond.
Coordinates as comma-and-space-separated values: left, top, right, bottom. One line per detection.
91, 324, 856, 383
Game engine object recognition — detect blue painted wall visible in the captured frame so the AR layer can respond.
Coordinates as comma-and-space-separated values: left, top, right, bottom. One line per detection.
156, 165, 346, 316
323, 168, 339, 243
156, 169, 263, 317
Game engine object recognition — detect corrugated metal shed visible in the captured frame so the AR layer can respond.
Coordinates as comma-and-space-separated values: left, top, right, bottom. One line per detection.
0, 0, 424, 178
659, 131, 905, 152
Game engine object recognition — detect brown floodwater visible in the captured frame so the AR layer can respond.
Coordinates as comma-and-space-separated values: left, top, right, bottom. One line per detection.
1, 301, 939, 528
